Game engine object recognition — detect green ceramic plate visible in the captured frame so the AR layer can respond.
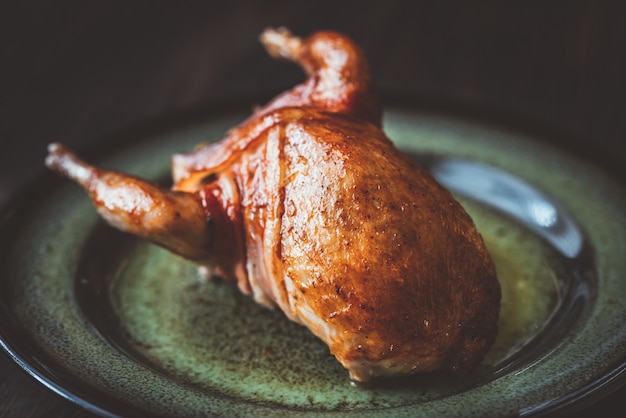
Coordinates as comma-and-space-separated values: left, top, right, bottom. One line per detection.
1, 103, 625, 417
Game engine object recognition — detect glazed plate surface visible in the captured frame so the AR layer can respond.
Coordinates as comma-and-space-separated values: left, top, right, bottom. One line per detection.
1, 104, 625, 417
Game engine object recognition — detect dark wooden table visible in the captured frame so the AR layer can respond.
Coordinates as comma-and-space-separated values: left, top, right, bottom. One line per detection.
1, 1, 625, 416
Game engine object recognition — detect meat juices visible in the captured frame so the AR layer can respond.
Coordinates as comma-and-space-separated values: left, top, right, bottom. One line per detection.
46, 28, 501, 382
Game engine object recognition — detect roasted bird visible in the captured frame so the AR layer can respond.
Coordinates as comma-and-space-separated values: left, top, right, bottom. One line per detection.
46, 28, 501, 382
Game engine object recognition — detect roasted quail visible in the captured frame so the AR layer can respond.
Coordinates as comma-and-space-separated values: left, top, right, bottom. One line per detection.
46, 28, 500, 382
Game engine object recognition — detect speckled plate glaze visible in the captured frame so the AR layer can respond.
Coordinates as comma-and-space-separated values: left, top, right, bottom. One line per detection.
1, 103, 625, 417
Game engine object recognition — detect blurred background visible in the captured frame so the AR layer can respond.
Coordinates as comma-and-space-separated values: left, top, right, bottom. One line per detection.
1, 1, 625, 416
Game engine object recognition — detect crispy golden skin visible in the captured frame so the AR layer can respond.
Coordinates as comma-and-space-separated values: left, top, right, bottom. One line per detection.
46, 28, 500, 382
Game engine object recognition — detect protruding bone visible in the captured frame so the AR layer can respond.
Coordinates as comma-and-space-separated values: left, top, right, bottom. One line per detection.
260, 27, 303, 63
45, 143, 213, 261
259, 27, 381, 125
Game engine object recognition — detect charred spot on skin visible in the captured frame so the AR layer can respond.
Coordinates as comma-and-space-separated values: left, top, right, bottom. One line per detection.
201, 173, 218, 185
206, 217, 216, 236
